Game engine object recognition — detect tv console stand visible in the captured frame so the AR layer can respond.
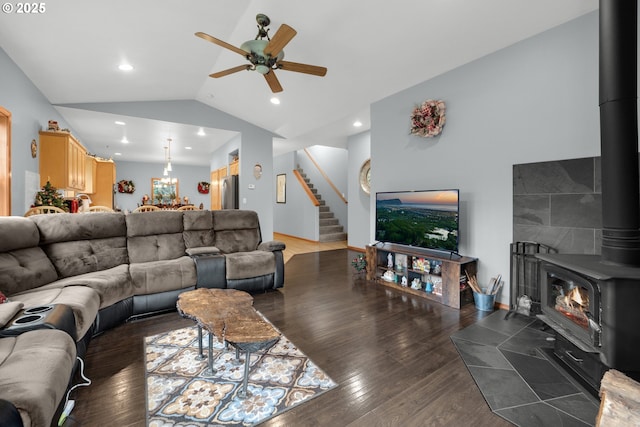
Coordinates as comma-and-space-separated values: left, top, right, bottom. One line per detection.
365, 243, 477, 309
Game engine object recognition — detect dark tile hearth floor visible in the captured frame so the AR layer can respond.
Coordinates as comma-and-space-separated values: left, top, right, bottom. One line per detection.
451, 309, 600, 427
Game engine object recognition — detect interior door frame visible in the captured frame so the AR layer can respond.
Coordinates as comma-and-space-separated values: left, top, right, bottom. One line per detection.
0, 106, 11, 216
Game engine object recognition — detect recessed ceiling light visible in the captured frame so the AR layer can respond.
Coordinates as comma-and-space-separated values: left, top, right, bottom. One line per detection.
270, 97, 280, 105
118, 63, 134, 71
114, 152, 122, 156
121, 137, 129, 144
115, 121, 126, 126
197, 128, 205, 136
185, 146, 193, 150
353, 120, 363, 127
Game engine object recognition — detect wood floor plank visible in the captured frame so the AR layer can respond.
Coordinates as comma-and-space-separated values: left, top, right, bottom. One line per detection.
67, 248, 509, 426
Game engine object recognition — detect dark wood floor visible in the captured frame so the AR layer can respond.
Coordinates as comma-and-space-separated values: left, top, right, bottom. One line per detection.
68, 249, 511, 426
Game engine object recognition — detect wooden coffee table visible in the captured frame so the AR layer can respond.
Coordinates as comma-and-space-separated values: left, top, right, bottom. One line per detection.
176, 288, 280, 398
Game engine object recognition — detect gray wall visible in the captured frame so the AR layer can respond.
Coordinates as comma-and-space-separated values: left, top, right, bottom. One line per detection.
114, 160, 210, 212
348, 131, 371, 249
53, 101, 276, 239
368, 11, 602, 306
296, 145, 348, 233
0, 48, 76, 215
273, 151, 319, 240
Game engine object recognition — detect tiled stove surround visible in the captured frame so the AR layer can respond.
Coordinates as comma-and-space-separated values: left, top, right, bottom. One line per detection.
513, 157, 607, 254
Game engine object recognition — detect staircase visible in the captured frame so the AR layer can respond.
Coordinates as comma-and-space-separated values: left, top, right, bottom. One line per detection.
297, 167, 347, 242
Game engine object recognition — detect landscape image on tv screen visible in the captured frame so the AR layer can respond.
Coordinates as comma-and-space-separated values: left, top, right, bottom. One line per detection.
375, 189, 459, 252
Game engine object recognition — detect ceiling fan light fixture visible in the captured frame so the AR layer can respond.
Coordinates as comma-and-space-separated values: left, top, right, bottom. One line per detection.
255, 64, 270, 75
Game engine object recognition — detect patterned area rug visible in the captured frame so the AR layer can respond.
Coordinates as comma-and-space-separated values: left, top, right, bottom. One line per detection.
145, 323, 337, 426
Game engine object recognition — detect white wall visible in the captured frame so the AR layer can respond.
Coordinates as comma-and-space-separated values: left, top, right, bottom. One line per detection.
347, 131, 371, 249
369, 11, 601, 306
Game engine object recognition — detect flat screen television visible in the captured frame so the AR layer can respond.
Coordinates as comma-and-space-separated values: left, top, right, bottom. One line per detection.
375, 189, 459, 253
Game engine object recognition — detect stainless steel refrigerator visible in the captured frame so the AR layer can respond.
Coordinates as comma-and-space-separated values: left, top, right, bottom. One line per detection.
221, 175, 239, 209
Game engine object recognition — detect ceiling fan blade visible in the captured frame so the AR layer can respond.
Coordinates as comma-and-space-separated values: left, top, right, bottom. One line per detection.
195, 32, 247, 57
209, 65, 251, 78
264, 24, 297, 57
278, 60, 327, 77
264, 71, 283, 93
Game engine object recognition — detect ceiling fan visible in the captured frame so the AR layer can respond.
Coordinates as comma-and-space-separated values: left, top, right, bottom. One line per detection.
196, 14, 327, 93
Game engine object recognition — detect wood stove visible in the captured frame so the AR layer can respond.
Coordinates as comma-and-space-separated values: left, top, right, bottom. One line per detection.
537, 254, 640, 392
534, 0, 640, 394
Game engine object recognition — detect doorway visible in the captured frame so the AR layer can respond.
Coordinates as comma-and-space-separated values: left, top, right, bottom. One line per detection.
0, 107, 10, 216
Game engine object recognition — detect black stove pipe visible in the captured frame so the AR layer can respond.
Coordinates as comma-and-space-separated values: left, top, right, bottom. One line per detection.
599, 0, 640, 266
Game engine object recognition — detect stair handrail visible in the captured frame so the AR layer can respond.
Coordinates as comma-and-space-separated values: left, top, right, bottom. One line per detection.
293, 169, 320, 206
303, 148, 348, 204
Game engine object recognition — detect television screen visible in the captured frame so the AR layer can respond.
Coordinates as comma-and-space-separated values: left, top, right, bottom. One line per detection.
375, 189, 459, 253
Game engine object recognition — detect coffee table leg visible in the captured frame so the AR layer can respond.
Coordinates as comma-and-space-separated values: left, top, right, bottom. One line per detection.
237, 351, 252, 399
203, 332, 216, 377
196, 326, 205, 360
233, 346, 244, 365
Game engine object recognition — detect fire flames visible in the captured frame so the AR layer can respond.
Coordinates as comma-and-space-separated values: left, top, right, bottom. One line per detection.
555, 286, 589, 329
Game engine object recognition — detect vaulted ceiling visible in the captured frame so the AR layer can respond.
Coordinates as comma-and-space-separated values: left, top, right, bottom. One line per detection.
0, 0, 597, 165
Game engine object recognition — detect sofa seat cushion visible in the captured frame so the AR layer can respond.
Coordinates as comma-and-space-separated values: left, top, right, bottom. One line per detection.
225, 251, 276, 280
129, 256, 197, 295
0, 247, 59, 296
11, 286, 100, 340
0, 329, 76, 427
44, 264, 133, 309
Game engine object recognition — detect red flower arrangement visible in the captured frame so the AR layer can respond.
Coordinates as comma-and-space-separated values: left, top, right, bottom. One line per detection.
410, 99, 446, 138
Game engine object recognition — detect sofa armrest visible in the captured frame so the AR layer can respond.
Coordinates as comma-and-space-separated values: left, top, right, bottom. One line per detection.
0, 398, 22, 427
186, 246, 221, 256
258, 240, 286, 252
0, 302, 23, 328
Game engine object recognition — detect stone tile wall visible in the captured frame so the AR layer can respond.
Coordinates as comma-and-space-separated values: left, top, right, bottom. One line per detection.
513, 157, 603, 254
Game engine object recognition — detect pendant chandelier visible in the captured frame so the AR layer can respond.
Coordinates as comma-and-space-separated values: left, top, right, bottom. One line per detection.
162, 138, 176, 184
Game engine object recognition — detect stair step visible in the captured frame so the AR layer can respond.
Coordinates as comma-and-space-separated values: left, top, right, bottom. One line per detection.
319, 212, 333, 219
319, 232, 348, 242
320, 218, 339, 226
320, 225, 344, 234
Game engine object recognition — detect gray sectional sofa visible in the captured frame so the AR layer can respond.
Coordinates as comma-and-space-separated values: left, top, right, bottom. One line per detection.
0, 209, 285, 427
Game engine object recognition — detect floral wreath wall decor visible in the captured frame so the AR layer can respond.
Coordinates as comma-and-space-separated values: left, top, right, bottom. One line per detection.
117, 180, 135, 194
197, 181, 210, 194
410, 99, 446, 138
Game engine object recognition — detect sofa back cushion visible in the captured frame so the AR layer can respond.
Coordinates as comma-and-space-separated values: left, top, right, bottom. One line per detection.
182, 210, 215, 248
30, 212, 129, 278
212, 210, 261, 253
0, 217, 58, 295
126, 210, 186, 263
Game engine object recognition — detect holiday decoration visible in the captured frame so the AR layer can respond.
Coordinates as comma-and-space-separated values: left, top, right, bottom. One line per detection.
33, 181, 68, 211
410, 99, 446, 138
117, 180, 135, 193
197, 181, 210, 194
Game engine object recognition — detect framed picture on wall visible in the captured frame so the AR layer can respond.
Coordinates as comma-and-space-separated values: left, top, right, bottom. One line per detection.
276, 174, 286, 203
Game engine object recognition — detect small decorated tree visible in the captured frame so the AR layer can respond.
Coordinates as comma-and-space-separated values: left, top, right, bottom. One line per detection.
34, 181, 67, 211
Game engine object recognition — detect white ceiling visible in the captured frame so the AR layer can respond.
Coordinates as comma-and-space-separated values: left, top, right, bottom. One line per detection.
0, 0, 597, 166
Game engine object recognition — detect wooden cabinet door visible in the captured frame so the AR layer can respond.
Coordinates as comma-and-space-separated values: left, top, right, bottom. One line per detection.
39, 131, 87, 191
91, 160, 115, 208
